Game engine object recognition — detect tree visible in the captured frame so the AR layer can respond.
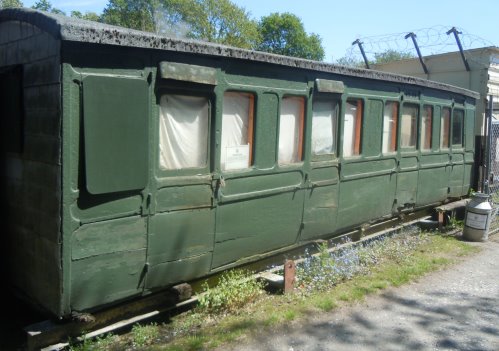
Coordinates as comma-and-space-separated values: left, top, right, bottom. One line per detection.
372, 49, 414, 64
335, 55, 364, 68
166, 0, 260, 49
0, 0, 23, 8
100, 0, 259, 49
71, 10, 101, 22
257, 12, 325, 61
101, 0, 160, 32
335, 49, 415, 68
31, 0, 65, 15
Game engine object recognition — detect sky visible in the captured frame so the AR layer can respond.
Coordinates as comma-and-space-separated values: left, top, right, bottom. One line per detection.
21, 0, 499, 62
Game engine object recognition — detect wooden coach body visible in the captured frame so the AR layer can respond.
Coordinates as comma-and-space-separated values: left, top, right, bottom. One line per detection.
0, 9, 479, 317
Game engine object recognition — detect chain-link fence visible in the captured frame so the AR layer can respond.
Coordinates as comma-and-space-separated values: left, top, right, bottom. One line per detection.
484, 94, 499, 234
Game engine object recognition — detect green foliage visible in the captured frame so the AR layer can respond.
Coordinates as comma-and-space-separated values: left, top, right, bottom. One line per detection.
335, 55, 365, 68
131, 322, 159, 347
165, 0, 260, 48
71, 10, 101, 22
448, 216, 464, 230
372, 49, 414, 64
101, 0, 160, 32
297, 241, 361, 292
336, 49, 415, 67
0, 0, 23, 8
197, 269, 265, 314
283, 309, 297, 321
100, 0, 259, 48
68, 333, 116, 351
31, 0, 65, 15
257, 12, 325, 60
297, 228, 430, 293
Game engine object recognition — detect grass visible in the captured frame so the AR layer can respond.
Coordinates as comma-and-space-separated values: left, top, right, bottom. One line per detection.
69, 231, 480, 351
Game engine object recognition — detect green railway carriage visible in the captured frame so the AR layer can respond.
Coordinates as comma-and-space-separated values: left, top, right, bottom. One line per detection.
0, 9, 479, 318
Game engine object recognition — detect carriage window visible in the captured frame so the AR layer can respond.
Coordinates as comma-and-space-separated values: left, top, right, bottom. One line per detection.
452, 109, 464, 146
159, 94, 209, 170
343, 99, 363, 157
421, 105, 433, 151
401, 104, 418, 148
440, 107, 451, 149
221, 92, 255, 171
278, 96, 305, 164
382, 101, 398, 153
311, 99, 338, 155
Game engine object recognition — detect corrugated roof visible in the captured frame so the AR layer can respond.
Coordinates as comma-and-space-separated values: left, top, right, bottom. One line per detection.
0, 8, 481, 99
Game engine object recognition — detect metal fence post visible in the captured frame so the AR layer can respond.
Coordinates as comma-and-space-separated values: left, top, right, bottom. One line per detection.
486, 95, 493, 195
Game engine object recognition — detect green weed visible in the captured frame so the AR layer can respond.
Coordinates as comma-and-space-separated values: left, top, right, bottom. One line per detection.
197, 269, 265, 314
131, 322, 159, 348
68, 333, 116, 351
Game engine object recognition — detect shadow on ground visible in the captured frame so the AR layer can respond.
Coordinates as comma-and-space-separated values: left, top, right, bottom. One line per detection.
243, 268, 499, 351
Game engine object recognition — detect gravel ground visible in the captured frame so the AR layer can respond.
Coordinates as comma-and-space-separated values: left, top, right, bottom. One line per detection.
217, 234, 499, 351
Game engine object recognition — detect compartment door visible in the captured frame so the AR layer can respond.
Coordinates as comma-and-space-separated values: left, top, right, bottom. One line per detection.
396, 103, 419, 209
146, 93, 215, 290
212, 92, 305, 268
71, 75, 150, 311
301, 97, 340, 240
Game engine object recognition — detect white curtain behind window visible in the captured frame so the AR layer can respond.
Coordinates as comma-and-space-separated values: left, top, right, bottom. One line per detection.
401, 105, 418, 148
382, 102, 397, 153
343, 101, 357, 157
279, 97, 303, 164
312, 100, 335, 155
221, 93, 251, 170
159, 94, 209, 170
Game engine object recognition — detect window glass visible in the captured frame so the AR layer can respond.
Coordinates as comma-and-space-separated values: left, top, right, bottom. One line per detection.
421, 105, 433, 151
401, 104, 418, 148
343, 99, 363, 157
452, 109, 464, 146
312, 99, 337, 155
278, 96, 305, 164
159, 94, 209, 170
440, 107, 451, 149
221, 92, 254, 171
382, 101, 398, 153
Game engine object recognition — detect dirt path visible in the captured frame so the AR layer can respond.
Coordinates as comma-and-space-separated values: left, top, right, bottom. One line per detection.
217, 235, 499, 351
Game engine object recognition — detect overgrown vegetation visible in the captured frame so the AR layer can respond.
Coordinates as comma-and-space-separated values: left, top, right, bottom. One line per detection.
67, 228, 479, 351
296, 227, 425, 293
197, 269, 266, 314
